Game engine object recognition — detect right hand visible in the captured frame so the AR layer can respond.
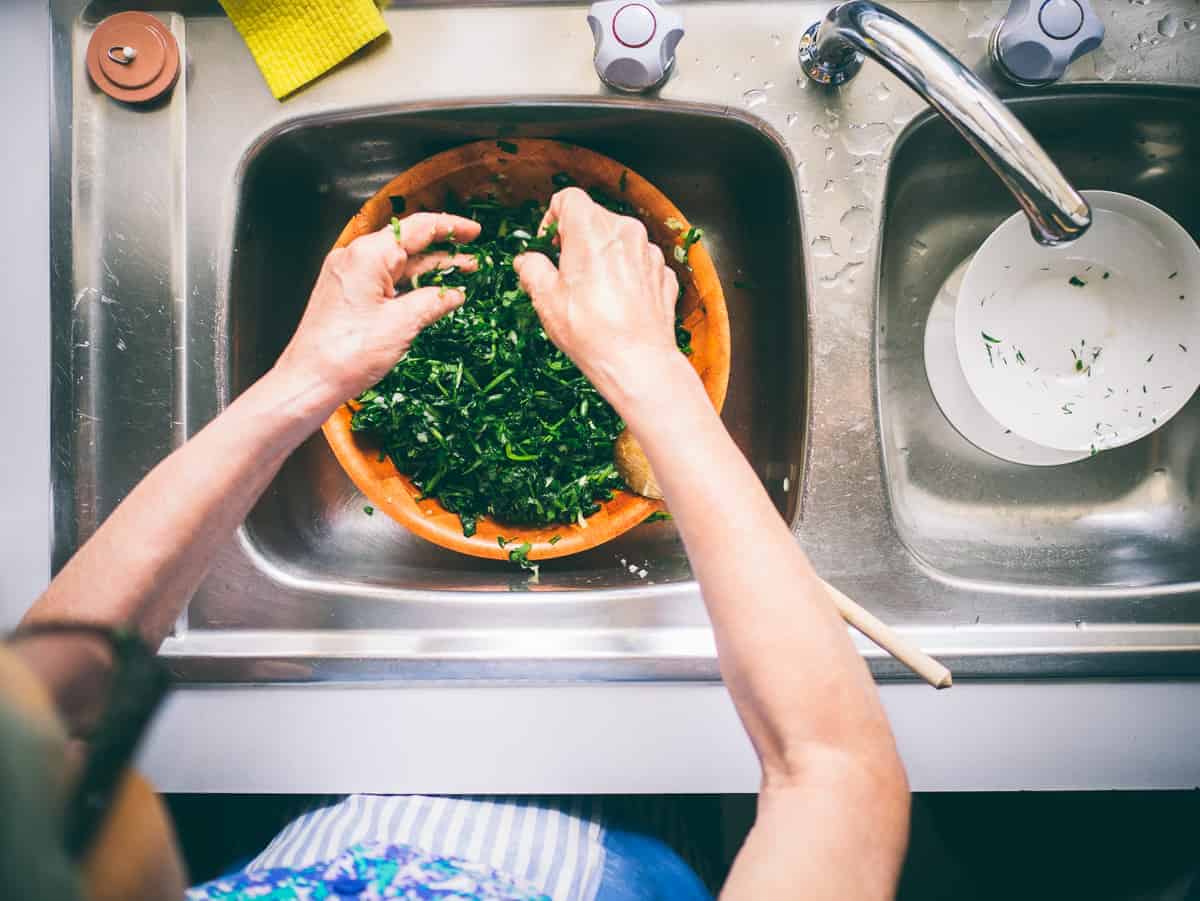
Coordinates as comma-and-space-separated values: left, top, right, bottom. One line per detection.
513, 188, 687, 410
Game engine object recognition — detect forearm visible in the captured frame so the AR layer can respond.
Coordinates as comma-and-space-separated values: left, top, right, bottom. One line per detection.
617, 358, 909, 893
23, 366, 340, 647
616, 356, 899, 771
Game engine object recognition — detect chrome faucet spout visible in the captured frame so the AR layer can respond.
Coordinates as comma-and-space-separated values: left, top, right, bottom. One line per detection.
799, 0, 1090, 245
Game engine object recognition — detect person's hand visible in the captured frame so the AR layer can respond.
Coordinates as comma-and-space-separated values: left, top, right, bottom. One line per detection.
513, 188, 688, 412
276, 212, 482, 402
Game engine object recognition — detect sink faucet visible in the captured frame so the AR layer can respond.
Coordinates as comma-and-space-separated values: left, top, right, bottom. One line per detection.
798, 0, 1091, 246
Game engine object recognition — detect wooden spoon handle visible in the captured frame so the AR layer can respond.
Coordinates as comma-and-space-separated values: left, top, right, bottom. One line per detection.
820, 578, 953, 690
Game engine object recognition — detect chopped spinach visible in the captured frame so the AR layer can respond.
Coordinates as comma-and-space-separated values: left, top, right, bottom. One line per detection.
351, 191, 692, 539
673, 226, 705, 266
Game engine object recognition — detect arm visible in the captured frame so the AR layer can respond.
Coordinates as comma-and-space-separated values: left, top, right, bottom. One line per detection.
515, 188, 910, 900
24, 213, 481, 647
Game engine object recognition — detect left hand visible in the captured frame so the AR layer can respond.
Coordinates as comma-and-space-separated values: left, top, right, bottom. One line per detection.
275, 212, 482, 402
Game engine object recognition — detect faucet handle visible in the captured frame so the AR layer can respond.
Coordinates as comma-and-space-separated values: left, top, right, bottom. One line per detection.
990, 0, 1104, 86
587, 0, 684, 93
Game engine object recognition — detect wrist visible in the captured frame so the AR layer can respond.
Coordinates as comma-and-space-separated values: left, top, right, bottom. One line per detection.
257, 363, 347, 431
599, 351, 708, 427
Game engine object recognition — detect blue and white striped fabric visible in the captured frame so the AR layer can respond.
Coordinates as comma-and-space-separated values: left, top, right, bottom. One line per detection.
243, 795, 608, 901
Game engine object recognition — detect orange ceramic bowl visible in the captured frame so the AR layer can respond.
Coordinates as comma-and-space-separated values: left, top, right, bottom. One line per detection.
322, 139, 730, 561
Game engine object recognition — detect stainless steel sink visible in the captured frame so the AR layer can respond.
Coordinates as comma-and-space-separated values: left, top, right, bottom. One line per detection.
231, 106, 805, 597
878, 86, 1200, 590
50, 0, 1200, 681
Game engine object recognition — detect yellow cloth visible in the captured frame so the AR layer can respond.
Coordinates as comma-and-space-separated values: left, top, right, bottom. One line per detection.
219, 0, 388, 99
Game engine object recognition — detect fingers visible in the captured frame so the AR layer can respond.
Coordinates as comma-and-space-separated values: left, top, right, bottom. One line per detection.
540, 186, 598, 239
395, 213, 482, 255
403, 252, 479, 282
661, 265, 680, 315
402, 286, 467, 330
348, 226, 410, 284
647, 242, 665, 271
513, 252, 559, 304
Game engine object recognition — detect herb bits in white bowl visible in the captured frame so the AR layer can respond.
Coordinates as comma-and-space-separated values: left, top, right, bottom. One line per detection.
954, 190, 1200, 454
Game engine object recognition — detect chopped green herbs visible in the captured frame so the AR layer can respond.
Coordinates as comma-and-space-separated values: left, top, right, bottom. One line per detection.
673, 226, 705, 265
363, 505, 375, 516
351, 190, 692, 540
548, 534, 562, 545
1168, 271, 1178, 280
981, 331, 1002, 344
644, 511, 673, 523
1102, 271, 1111, 280
1015, 349, 1026, 365
1147, 353, 1155, 363
1068, 275, 1087, 287
391, 216, 403, 242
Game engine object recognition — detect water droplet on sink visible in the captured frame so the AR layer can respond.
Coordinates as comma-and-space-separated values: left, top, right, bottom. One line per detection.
819, 260, 864, 290
843, 121, 894, 156
839, 205, 873, 254
1091, 45, 1119, 80
1158, 13, 1179, 37
824, 146, 835, 161
812, 123, 831, 139
732, 71, 742, 81
749, 55, 757, 63
770, 32, 782, 46
958, 0, 1008, 38
785, 112, 800, 127
742, 88, 768, 108
874, 82, 891, 101
911, 237, 929, 256
811, 235, 836, 257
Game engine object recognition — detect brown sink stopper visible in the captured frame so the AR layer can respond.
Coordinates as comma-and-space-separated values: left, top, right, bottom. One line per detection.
86, 11, 180, 104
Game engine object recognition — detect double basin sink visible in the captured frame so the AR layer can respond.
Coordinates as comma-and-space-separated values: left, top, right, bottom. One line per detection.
51, 0, 1200, 680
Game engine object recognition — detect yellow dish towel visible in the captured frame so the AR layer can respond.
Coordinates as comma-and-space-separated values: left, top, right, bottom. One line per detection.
219, 0, 388, 100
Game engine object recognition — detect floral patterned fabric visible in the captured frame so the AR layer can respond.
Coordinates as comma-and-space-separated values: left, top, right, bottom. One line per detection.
189, 840, 551, 900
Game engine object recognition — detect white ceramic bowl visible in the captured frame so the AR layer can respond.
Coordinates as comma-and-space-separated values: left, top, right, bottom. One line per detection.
925, 255, 1089, 466
955, 190, 1200, 453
